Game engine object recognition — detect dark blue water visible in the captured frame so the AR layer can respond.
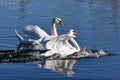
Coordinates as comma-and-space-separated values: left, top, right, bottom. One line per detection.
0, 0, 120, 80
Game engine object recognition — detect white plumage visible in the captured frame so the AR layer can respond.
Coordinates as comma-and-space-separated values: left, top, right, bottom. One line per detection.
41, 29, 80, 57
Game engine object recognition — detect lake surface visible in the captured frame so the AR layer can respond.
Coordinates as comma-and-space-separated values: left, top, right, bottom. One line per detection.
0, 0, 120, 80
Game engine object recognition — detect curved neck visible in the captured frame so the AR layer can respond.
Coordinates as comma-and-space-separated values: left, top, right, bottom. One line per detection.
51, 21, 58, 36
70, 38, 80, 51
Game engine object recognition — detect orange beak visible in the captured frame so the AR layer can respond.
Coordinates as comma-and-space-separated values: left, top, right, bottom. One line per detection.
73, 31, 77, 35
59, 21, 64, 26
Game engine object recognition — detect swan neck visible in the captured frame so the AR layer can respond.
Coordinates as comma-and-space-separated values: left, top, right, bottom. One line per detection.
70, 38, 80, 51
51, 21, 58, 36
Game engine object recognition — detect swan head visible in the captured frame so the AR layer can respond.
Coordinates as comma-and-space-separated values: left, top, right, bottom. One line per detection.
69, 29, 77, 35
53, 17, 64, 26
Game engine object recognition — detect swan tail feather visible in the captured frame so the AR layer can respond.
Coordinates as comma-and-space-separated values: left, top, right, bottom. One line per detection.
15, 30, 24, 42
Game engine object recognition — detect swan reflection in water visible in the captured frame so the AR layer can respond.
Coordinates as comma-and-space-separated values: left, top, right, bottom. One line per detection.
38, 59, 76, 77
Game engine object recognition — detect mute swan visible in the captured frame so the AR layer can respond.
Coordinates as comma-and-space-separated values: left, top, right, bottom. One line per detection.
24, 17, 64, 39
41, 29, 80, 57
15, 18, 64, 44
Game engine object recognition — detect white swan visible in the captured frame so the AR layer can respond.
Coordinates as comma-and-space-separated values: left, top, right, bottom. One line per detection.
41, 29, 80, 57
24, 17, 64, 39
15, 18, 64, 44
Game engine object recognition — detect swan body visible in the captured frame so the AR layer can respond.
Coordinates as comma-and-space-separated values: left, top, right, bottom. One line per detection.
41, 29, 80, 57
